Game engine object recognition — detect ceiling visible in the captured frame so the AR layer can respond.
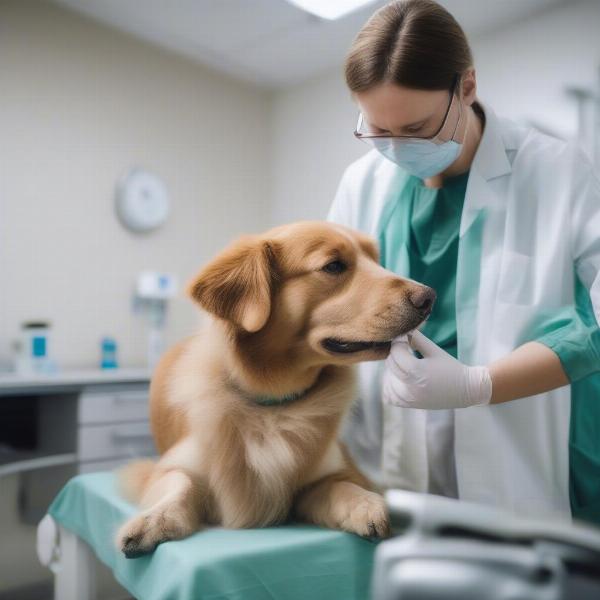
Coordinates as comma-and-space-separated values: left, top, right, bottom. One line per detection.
50, 0, 566, 89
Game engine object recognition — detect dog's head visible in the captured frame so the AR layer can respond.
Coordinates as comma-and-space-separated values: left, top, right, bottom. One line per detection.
186, 221, 435, 365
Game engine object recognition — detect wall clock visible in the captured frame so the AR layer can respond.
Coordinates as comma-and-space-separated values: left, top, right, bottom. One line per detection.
115, 168, 170, 233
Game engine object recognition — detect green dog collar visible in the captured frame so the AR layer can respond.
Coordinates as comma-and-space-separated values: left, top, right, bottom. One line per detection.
253, 389, 307, 407
226, 374, 320, 407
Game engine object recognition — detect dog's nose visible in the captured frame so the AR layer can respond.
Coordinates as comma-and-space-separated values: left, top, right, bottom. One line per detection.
408, 286, 436, 313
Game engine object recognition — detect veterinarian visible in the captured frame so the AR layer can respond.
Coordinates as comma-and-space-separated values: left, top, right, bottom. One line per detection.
327, 0, 600, 526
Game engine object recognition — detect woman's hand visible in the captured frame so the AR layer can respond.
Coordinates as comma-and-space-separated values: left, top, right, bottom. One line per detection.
382, 330, 492, 409
383, 329, 571, 408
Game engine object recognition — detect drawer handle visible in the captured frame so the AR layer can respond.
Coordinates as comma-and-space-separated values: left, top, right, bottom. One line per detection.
114, 393, 148, 404
111, 431, 153, 443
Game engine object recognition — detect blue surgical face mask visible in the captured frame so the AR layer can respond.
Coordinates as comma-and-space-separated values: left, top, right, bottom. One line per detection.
355, 86, 465, 179
369, 137, 463, 179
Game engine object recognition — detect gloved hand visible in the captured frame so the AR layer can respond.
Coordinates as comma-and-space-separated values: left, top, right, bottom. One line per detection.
382, 329, 492, 409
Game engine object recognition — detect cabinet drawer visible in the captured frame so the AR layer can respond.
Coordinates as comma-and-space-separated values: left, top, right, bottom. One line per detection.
77, 421, 155, 462
78, 388, 150, 425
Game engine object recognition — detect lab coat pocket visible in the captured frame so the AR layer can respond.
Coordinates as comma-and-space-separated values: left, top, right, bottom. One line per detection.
497, 250, 534, 305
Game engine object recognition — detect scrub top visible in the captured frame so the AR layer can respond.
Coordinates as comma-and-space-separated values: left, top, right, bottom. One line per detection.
377, 168, 600, 522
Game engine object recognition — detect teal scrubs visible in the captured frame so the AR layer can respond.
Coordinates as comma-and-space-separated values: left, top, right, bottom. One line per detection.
536, 279, 600, 523
376, 169, 600, 526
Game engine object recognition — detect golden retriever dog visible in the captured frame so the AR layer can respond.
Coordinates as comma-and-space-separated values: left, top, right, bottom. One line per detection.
116, 220, 435, 558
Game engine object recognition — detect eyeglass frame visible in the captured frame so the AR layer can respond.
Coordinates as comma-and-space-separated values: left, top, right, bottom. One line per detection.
353, 73, 462, 143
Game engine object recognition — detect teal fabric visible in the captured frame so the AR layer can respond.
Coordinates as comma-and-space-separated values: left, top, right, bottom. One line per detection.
48, 472, 380, 600
377, 170, 470, 357
374, 169, 600, 527
534, 277, 600, 383
532, 276, 600, 524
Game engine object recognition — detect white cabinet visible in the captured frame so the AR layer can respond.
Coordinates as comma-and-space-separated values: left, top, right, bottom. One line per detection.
0, 369, 155, 592
78, 388, 150, 425
76, 383, 157, 474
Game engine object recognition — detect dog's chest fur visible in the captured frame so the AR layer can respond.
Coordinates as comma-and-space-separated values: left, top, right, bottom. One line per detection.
206, 406, 337, 528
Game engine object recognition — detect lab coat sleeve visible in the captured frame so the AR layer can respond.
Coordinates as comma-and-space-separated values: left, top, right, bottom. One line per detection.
325, 165, 357, 227
535, 147, 600, 382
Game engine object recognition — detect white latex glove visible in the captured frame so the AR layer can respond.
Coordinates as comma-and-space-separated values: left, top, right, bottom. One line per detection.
383, 329, 492, 409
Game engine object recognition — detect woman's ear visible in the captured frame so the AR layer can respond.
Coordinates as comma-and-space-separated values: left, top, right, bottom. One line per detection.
461, 68, 477, 105
186, 235, 279, 332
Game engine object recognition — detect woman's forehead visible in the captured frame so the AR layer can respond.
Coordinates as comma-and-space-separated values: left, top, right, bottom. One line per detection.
354, 83, 448, 129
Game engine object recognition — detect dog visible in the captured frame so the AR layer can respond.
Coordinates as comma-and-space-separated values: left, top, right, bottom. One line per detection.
115, 220, 435, 558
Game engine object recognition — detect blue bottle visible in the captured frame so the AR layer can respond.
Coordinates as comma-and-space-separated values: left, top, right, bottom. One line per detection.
100, 337, 118, 369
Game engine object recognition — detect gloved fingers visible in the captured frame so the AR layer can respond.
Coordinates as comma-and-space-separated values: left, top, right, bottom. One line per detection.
407, 329, 446, 358
390, 333, 409, 345
386, 340, 419, 375
385, 355, 408, 379
382, 370, 415, 407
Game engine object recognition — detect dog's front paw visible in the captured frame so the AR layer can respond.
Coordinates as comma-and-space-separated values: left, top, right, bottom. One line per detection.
116, 506, 198, 558
339, 492, 391, 539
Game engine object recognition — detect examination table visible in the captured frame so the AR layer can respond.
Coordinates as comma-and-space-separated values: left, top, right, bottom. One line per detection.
37, 471, 600, 600
36, 471, 380, 600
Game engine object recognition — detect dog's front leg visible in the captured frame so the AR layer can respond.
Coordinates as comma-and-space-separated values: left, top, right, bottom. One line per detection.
116, 468, 207, 558
293, 474, 391, 538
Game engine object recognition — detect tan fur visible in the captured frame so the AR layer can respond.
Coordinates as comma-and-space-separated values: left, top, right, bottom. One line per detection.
117, 460, 156, 504
116, 220, 432, 557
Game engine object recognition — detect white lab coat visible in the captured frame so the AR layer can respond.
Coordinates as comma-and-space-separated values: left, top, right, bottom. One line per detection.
327, 101, 600, 522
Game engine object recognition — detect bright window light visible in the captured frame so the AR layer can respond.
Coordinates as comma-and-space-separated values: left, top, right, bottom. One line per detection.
286, 0, 376, 20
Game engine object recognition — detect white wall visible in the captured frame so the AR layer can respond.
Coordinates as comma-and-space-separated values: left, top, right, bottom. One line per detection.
473, 0, 600, 141
0, 0, 271, 370
268, 73, 367, 226
269, 0, 600, 224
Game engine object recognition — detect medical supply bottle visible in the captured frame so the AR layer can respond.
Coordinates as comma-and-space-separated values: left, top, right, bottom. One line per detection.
100, 336, 118, 369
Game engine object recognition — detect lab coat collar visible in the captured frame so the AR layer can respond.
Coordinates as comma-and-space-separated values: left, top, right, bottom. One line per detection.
470, 100, 513, 182
459, 100, 512, 237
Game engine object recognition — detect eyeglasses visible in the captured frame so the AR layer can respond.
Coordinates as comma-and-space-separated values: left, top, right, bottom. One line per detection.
354, 74, 461, 144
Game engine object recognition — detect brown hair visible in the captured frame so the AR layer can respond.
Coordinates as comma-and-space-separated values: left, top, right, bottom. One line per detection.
345, 0, 473, 93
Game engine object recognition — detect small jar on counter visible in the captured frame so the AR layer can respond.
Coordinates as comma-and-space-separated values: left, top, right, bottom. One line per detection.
100, 336, 118, 369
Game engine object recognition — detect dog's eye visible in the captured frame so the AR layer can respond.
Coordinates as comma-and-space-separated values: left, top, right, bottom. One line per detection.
321, 260, 347, 274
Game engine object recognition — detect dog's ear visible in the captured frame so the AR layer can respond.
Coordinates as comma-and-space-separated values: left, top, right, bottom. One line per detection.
186, 235, 279, 332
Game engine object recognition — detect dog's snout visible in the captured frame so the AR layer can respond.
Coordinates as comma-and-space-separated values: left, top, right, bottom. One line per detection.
408, 286, 436, 312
